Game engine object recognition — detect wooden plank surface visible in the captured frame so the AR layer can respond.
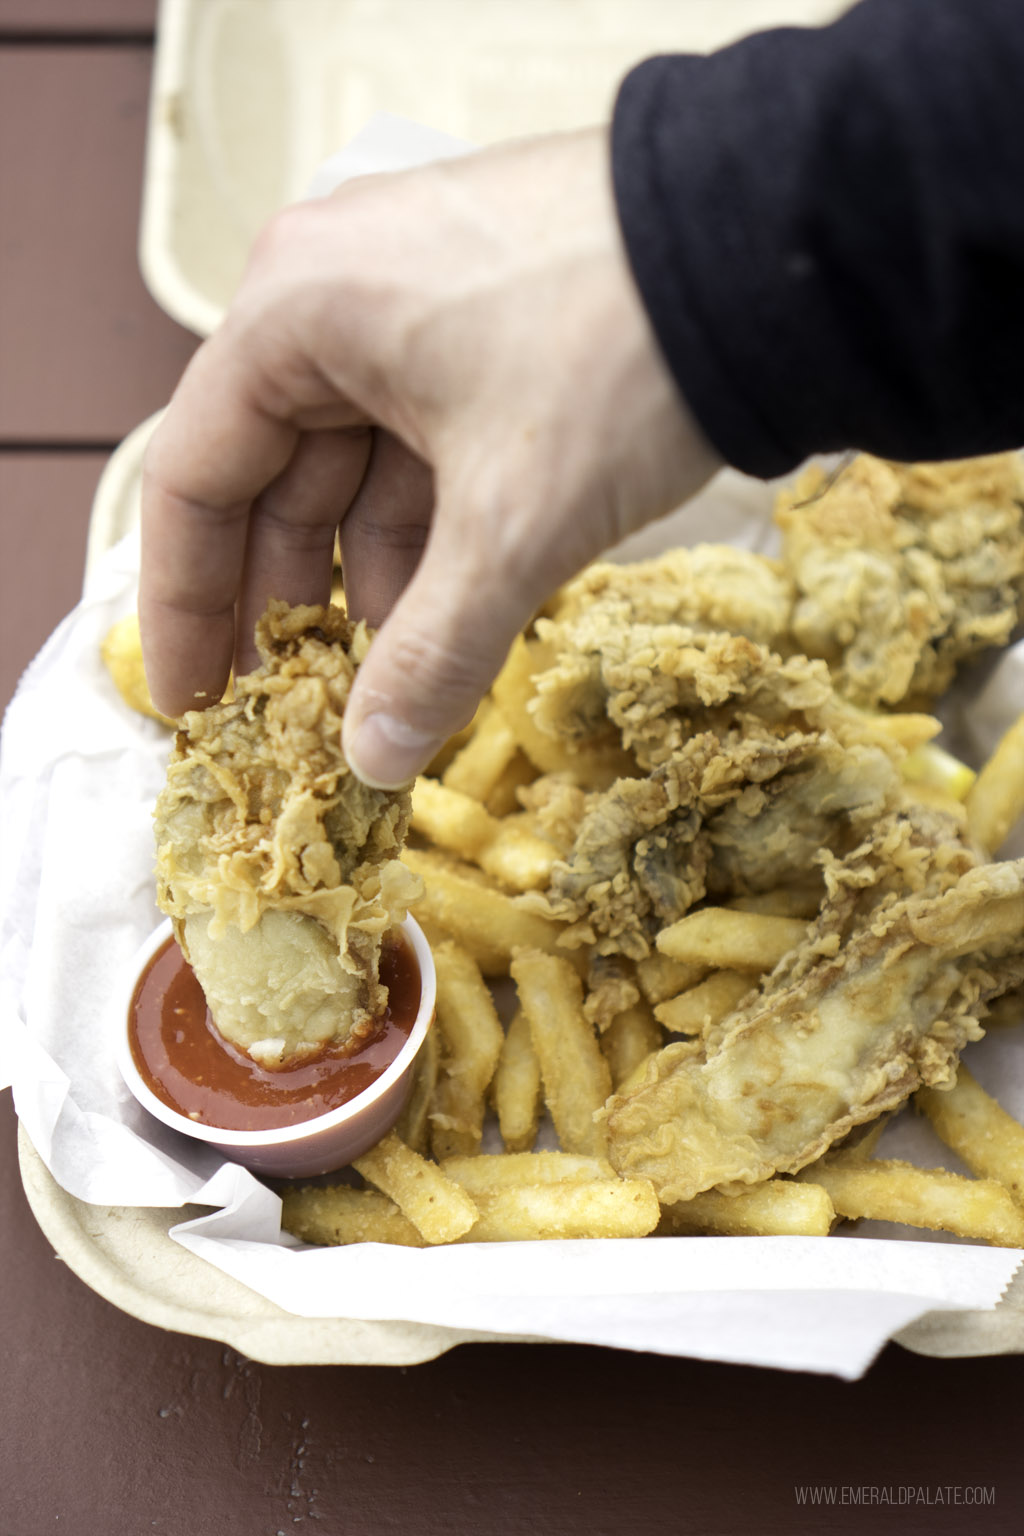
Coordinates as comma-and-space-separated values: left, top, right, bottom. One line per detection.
2, 1091, 1022, 1535
0, 453, 100, 710
3, 15, 1024, 1536
0, 46, 196, 442
0, 0, 156, 31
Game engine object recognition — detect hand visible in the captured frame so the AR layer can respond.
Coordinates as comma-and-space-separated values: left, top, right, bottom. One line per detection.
139, 127, 721, 785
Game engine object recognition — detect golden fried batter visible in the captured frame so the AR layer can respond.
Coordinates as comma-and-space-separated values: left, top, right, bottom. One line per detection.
603, 812, 1024, 1203
154, 602, 420, 1066
550, 543, 794, 647
777, 452, 1024, 708
521, 605, 904, 960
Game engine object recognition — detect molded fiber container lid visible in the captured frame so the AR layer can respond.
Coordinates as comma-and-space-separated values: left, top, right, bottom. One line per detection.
140, 0, 844, 336
59, 0, 1022, 1368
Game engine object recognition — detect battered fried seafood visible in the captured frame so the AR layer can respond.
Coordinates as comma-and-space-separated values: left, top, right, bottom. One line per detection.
549, 543, 793, 647
777, 452, 1024, 708
521, 610, 904, 960
153, 602, 419, 1066
603, 812, 1024, 1203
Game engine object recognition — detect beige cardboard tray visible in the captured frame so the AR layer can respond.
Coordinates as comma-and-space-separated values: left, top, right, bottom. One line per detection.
22, 0, 1021, 1368
18, 1124, 536, 1364
18, 1118, 1024, 1366
29, 397, 536, 1368
28, 380, 1024, 1369
141, 0, 844, 334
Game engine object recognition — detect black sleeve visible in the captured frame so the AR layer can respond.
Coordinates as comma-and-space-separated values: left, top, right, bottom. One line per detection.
611, 0, 1024, 478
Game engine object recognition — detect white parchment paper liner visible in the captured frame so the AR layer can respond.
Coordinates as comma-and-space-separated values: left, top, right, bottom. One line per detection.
3, 116, 1023, 1378
2, 501, 1022, 1380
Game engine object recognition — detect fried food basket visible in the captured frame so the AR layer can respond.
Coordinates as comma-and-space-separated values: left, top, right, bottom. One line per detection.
21, 0, 1024, 1369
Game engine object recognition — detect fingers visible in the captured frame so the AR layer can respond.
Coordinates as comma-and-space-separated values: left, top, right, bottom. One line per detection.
235, 427, 374, 675
338, 432, 433, 628
342, 509, 545, 788
138, 257, 371, 716
139, 337, 301, 715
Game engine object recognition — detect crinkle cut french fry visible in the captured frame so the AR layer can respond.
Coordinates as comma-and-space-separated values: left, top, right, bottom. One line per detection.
965, 710, 1024, 855
394, 1024, 440, 1157
412, 776, 496, 856
600, 1003, 662, 1089
659, 1180, 835, 1237
280, 1184, 425, 1248
411, 774, 555, 897
492, 1007, 542, 1153
353, 1130, 479, 1244
407, 845, 495, 886
511, 949, 612, 1157
901, 740, 976, 801
656, 907, 809, 972
917, 1064, 1024, 1203
635, 951, 706, 1007
429, 941, 505, 1159
442, 700, 519, 801
453, 1178, 660, 1242
403, 846, 570, 974
655, 970, 755, 1035
413, 778, 557, 893
801, 1157, 1024, 1248
441, 1151, 615, 1192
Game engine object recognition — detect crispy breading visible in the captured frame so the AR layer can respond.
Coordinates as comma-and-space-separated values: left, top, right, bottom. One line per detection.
603, 813, 1024, 1204
153, 601, 419, 1065
776, 452, 1024, 708
521, 613, 904, 959
550, 543, 794, 647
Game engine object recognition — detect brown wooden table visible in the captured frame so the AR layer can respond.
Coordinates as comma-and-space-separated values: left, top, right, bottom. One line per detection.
1, 5, 1023, 1532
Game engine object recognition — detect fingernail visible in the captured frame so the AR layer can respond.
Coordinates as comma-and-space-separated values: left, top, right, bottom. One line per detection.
344, 712, 442, 789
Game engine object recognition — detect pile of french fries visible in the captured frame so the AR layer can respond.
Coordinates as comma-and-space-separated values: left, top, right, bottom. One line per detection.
102, 601, 1024, 1252
284, 657, 1024, 1253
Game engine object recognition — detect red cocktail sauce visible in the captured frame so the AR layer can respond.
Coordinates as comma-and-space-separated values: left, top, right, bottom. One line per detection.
129, 932, 420, 1133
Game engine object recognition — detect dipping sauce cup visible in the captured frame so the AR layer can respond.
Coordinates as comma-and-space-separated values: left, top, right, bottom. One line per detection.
114, 915, 436, 1178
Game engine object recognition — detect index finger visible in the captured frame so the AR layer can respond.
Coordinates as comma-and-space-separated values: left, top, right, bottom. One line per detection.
138, 319, 373, 718
139, 334, 304, 716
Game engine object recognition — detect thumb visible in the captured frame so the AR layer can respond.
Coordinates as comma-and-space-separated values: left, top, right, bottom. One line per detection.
342, 529, 537, 789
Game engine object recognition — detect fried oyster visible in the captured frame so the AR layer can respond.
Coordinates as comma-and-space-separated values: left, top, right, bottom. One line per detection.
548, 542, 794, 648
602, 812, 1024, 1203
777, 452, 1024, 708
520, 597, 904, 962
516, 459, 1024, 965
154, 601, 420, 1066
